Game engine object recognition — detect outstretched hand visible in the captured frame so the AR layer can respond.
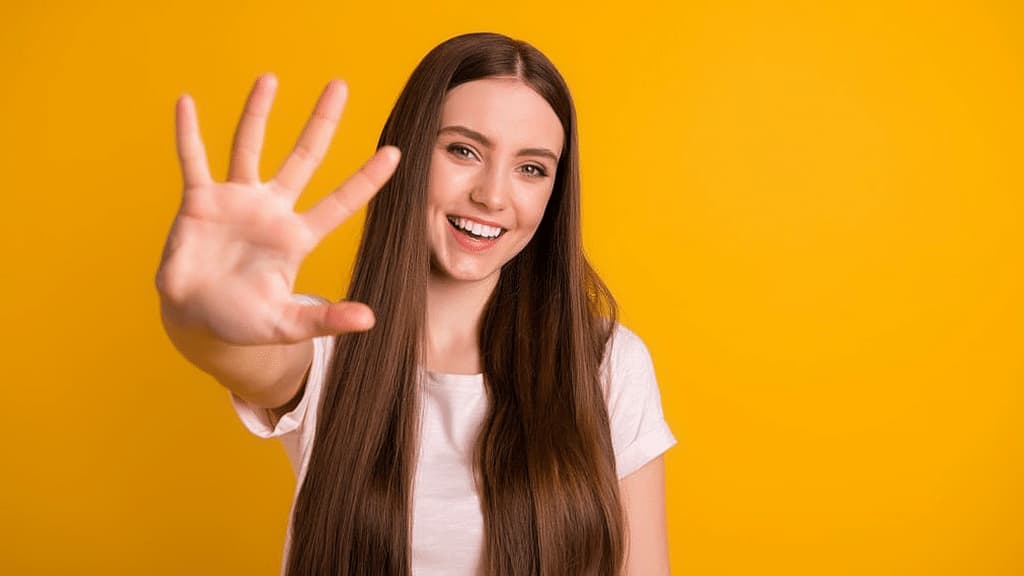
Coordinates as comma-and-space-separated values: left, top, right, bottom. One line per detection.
156, 74, 400, 345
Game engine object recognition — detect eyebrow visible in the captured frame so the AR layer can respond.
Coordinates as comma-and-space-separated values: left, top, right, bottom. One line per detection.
438, 125, 560, 163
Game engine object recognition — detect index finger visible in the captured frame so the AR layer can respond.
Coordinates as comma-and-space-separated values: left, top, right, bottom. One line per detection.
271, 79, 349, 200
301, 146, 401, 244
175, 94, 213, 189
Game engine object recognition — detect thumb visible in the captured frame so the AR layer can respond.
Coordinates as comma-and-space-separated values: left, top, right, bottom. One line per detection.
279, 296, 375, 341
320, 300, 376, 334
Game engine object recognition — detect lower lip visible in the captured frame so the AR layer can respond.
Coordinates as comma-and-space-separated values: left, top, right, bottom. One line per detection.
448, 220, 502, 253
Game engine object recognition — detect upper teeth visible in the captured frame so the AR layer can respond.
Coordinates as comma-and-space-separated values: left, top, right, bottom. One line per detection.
449, 216, 503, 239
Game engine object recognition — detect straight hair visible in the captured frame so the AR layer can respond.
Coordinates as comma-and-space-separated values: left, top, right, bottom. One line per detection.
286, 32, 623, 575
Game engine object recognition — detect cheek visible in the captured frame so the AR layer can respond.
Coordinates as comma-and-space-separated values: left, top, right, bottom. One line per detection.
427, 153, 476, 206
425, 154, 448, 206
517, 188, 555, 229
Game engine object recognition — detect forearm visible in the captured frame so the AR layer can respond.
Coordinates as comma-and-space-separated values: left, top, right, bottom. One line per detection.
159, 299, 313, 409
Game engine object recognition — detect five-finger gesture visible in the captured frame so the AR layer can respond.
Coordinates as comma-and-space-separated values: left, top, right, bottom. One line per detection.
156, 74, 400, 345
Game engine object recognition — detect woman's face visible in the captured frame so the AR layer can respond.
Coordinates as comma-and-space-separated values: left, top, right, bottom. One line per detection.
426, 77, 564, 285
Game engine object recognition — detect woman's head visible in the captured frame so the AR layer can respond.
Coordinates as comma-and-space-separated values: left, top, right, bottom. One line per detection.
427, 76, 562, 284
372, 32, 581, 285
287, 33, 622, 576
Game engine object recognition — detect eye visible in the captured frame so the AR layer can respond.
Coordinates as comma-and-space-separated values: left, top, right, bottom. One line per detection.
520, 164, 549, 178
447, 143, 478, 160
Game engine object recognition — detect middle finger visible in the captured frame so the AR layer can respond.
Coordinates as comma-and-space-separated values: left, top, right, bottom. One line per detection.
228, 73, 278, 184
271, 79, 349, 201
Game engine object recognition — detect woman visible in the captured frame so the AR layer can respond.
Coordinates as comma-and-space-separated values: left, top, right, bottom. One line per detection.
157, 32, 675, 575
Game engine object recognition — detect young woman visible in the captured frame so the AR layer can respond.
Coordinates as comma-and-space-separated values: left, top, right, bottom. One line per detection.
157, 32, 675, 575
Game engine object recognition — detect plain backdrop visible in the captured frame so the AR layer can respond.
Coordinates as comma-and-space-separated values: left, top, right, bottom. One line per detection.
1, 1, 1020, 574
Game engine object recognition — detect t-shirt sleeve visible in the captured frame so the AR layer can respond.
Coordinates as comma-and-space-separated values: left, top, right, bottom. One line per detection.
227, 294, 335, 474
604, 324, 677, 480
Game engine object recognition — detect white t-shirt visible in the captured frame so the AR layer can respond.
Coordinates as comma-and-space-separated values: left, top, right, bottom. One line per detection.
229, 294, 677, 576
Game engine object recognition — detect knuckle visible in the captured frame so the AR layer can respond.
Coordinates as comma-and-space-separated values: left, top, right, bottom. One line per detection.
268, 321, 290, 343
232, 140, 260, 158
241, 108, 267, 123
269, 310, 301, 343
325, 190, 353, 219
352, 167, 377, 191
310, 108, 339, 125
154, 266, 185, 304
293, 142, 323, 165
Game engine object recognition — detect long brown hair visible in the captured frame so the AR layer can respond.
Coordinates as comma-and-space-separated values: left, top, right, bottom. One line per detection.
286, 32, 623, 575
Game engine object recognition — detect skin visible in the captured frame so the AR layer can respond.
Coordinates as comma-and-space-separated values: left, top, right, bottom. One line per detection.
159, 74, 401, 410
621, 455, 671, 575
159, 72, 669, 575
424, 77, 562, 375
422, 77, 671, 575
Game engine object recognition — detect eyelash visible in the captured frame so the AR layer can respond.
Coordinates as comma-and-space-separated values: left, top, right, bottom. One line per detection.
521, 164, 548, 178
446, 143, 549, 178
448, 143, 476, 160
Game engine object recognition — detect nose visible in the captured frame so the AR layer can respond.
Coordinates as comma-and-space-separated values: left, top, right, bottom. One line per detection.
469, 164, 510, 212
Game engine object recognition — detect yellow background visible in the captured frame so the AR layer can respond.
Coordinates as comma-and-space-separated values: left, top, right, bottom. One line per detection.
1, 1, 1020, 574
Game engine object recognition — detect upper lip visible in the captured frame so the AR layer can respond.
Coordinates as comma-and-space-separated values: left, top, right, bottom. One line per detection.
447, 214, 507, 230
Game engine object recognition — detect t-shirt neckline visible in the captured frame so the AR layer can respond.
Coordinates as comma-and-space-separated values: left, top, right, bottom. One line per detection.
424, 369, 484, 387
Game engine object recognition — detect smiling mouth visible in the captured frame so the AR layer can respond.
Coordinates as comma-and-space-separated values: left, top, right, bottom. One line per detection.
446, 216, 507, 240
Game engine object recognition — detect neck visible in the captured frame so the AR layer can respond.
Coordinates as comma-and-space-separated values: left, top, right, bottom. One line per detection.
425, 269, 499, 375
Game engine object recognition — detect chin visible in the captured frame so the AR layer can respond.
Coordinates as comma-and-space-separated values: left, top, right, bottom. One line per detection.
433, 262, 501, 284
428, 251, 499, 282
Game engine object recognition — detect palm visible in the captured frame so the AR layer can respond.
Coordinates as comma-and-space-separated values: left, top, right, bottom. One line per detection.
162, 182, 315, 344
157, 74, 400, 345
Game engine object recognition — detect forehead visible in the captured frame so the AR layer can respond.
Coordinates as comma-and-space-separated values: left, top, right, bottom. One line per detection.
439, 77, 564, 153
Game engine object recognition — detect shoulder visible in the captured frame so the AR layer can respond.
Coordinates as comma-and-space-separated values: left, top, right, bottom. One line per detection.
601, 322, 677, 479
602, 323, 656, 393
608, 323, 651, 362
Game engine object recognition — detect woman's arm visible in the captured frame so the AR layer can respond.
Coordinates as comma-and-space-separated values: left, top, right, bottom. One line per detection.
619, 455, 671, 575
159, 302, 313, 411
156, 75, 398, 411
